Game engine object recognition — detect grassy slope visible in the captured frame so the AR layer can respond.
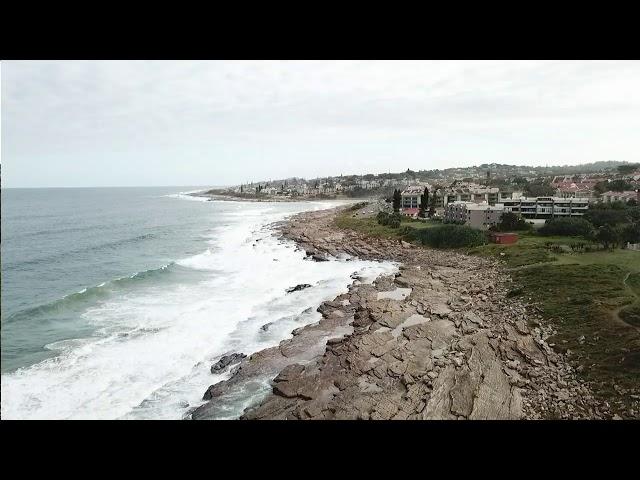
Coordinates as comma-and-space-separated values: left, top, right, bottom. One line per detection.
335, 212, 640, 413
334, 213, 440, 239
470, 233, 640, 411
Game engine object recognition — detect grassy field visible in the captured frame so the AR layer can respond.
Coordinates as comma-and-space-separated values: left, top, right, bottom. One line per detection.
334, 212, 440, 239
335, 210, 640, 413
470, 232, 640, 411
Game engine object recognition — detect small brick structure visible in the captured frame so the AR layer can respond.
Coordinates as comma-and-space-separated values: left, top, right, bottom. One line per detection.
489, 232, 519, 244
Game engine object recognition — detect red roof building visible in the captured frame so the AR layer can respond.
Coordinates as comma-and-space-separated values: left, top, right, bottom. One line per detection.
489, 232, 518, 244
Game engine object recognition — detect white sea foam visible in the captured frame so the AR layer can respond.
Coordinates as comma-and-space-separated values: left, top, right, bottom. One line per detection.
1, 199, 396, 420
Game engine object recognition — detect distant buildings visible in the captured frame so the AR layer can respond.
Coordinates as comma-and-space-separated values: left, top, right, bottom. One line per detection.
444, 201, 504, 230
438, 183, 522, 207
601, 190, 638, 203
501, 196, 589, 219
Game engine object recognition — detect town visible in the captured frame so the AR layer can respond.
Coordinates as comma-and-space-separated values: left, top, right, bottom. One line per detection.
205, 160, 640, 246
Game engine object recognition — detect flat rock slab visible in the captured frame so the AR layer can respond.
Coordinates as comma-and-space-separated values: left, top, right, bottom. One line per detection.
377, 288, 412, 301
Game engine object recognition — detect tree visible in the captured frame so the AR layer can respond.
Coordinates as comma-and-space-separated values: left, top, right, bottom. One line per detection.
596, 224, 620, 250
392, 189, 401, 212
525, 179, 555, 197
606, 179, 633, 192
622, 222, 640, 244
496, 212, 531, 232
584, 206, 629, 228
539, 217, 594, 237
617, 164, 640, 175
419, 187, 429, 218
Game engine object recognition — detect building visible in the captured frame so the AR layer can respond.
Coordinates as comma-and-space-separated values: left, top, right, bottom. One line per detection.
601, 190, 638, 204
501, 197, 589, 219
440, 183, 522, 207
444, 201, 504, 230
400, 185, 430, 215
489, 232, 519, 244
554, 181, 596, 201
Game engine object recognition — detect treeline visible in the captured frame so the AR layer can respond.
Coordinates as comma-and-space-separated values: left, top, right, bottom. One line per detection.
538, 201, 640, 249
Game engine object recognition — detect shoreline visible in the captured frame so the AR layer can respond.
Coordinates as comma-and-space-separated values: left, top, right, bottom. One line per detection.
192, 204, 610, 420
189, 191, 361, 203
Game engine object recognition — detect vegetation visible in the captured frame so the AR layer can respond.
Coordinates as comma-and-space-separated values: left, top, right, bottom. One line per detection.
418, 187, 429, 218
377, 211, 402, 228
413, 224, 487, 248
491, 212, 532, 232
346, 202, 369, 212
336, 211, 476, 248
539, 217, 594, 237
524, 178, 555, 197
470, 229, 640, 411
392, 189, 401, 212
617, 163, 640, 175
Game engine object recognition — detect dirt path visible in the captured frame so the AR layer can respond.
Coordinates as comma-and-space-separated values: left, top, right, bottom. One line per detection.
612, 272, 640, 332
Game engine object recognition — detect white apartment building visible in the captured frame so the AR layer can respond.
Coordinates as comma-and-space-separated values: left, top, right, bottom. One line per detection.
501, 197, 589, 219
444, 201, 505, 230
400, 185, 431, 209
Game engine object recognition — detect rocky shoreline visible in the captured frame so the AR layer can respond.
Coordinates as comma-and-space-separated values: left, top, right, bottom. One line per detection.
191, 205, 611, 420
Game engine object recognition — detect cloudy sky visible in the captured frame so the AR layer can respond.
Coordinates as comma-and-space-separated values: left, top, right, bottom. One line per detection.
2, 60, 639, 188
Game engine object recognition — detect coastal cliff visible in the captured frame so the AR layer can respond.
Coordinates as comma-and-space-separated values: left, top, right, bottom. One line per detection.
192, 205, 608, 420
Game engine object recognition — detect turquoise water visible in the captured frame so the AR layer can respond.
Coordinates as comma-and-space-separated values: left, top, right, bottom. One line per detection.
2, 187, 217, 372
1, 188, 395, 419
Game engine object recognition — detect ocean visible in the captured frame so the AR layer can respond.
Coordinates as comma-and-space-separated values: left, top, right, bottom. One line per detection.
0, 187, 395, 419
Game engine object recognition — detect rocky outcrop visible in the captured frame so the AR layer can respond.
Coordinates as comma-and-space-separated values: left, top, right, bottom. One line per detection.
194, 205, 610, 420
286, 284, 312, 293
210, 353, 246, 374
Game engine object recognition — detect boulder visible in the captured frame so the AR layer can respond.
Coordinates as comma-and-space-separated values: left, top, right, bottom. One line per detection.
286, 283, 312, 293
210, 353, 247, 374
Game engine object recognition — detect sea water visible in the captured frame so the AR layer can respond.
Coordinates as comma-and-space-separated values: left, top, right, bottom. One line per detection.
1, 187, 395, 419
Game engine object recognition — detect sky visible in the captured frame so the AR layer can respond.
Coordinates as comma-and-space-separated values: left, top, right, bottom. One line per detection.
2, 60, 640, 188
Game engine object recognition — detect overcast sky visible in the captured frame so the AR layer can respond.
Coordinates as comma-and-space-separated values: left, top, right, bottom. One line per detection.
2, 60, 639, 188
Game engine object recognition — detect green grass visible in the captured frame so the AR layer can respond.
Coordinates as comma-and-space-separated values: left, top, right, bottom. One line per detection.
337, 210, 640, 413
470, 232, 640, 412
333, 214, 440, 239
619, 272, 640, 328
511, 263, 640, 404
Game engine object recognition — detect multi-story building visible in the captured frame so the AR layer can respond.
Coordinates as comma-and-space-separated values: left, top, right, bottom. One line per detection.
440, 183, 522, 207
444, 201, 505, 230
400, 185, 431, 217
501, 197, 589, 219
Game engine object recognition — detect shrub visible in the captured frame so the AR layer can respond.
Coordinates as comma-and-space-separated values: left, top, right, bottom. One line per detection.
539, 217, 594, 237
347, 202, 368, 212
495, 212, 532, 232
376, 212, 389, 225
413, 224, 487, 249
376, 211, 402, 228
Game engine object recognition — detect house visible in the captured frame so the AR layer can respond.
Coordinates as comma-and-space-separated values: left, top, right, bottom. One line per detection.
489, 232, 518, 244
601, 190, 638, 203
400, 185, 430, 215
444, 201, 504, 230
501, 197, 589, 219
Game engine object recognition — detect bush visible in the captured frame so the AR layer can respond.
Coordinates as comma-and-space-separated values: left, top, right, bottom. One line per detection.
346, 202, 368, 211
413, 224, 487, 249
376, 211, 402, 228
539, 217, 594, 237
493, 212, 532, 232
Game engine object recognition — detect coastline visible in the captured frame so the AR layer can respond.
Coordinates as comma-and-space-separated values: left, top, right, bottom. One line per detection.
190, 191, 350, 203
192, 204, 609, 420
